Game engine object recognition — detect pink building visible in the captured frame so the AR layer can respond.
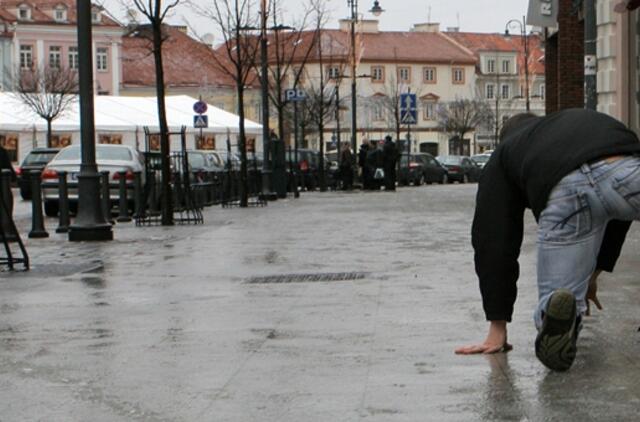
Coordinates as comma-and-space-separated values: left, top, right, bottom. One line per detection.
0, 0, 124, 96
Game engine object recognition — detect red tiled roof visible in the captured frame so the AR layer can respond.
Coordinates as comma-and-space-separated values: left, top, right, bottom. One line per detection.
122, 25, 252, 90
445, 31, 545, 75
296, 29, 477, 65
0, 0, 120, 27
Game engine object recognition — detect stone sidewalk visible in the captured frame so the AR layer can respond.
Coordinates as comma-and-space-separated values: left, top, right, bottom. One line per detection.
1, 185, 640, 421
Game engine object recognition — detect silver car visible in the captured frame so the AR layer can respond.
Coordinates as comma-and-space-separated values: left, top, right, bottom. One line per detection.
41, 144, 145, 216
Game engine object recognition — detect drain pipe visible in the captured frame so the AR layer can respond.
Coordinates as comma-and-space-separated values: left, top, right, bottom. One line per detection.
584, 0, 598, 110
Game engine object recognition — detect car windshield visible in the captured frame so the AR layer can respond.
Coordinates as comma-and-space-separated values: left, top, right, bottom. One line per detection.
438, 156, 461, 165
472, 155, 490, 164
56, 146, 132, 161
22, 151, 57, 165
187, 152, 206, 168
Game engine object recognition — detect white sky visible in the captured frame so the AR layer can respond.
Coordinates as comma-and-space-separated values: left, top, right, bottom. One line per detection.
100, 0, 531, 40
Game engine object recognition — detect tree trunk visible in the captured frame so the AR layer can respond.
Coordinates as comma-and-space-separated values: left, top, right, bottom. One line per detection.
237, 82, 249, 207
46, 118, 52, 148
152, 19, 173, 225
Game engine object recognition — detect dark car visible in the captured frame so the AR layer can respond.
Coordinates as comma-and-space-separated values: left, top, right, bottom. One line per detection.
471, 153, 492, 170
15, 148, 60, 200
436, 155, 481, 183
399, 153, 449, 185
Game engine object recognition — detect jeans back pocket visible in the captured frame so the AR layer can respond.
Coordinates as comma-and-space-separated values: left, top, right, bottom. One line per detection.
613, 162, 640, 212
539, 191, 592, 242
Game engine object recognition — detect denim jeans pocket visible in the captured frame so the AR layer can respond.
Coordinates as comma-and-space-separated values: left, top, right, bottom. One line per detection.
613, 163, 640, 211
539, 191, 592, 242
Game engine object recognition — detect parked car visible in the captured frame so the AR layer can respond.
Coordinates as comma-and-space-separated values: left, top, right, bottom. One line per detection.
470, 153, 492, 169
436, 155, 481, 183
399, 153, 449, 185
286, 149, 321, 190
15, 148, 59, 200
41, 144, 145, 216
172, 151, 223, 182
209, 150, 241, 171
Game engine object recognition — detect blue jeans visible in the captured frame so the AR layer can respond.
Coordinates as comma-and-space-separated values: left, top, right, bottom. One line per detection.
535, 155, 640, 328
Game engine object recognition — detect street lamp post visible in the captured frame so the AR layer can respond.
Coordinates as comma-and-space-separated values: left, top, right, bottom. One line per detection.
68, 0, 112, 241
347, 0, 383, 156
505, 16, 530, 113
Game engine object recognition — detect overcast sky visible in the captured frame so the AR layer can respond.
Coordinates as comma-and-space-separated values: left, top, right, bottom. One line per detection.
101, 0, 531, 39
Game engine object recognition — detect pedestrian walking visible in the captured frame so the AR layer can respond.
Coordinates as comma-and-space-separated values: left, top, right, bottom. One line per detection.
339, 142, 354, 190
359, 139, 371, 190
382, 135, 399, 191
455, 109, 640, 372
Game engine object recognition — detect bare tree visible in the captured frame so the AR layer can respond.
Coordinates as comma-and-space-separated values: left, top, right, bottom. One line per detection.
198, 0, 260, 207
437, 98, 492, 150
261, 0, 319, 145
12, 65, 78, 148
126, 0, 182, 225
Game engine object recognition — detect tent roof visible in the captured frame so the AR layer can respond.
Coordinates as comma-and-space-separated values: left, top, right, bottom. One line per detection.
0, 93, 262, 134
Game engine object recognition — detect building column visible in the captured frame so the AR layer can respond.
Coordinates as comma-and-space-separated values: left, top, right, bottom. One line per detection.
111, 42, 119, 96
36, 39, 44, 68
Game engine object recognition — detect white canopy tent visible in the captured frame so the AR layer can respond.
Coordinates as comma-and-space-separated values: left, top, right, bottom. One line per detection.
0, 93, 262, 162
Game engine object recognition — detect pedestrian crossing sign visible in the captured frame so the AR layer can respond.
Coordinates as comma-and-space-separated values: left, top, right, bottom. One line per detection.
194, 115, 209, 128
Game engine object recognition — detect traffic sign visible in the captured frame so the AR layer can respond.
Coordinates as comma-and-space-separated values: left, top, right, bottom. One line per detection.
284, 89, 307, 102
400, 93, 417, 125
194, 115, 209, 128
193, 100, 208, 115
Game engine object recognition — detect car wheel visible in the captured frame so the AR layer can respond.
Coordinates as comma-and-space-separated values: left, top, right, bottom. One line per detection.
462, 174, 469, 184
440, 174, 448, 185
19, 187, 32, 201
44, 201, 59, 217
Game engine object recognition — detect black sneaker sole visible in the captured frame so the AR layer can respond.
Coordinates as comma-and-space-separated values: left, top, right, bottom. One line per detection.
535, 289, 578, 372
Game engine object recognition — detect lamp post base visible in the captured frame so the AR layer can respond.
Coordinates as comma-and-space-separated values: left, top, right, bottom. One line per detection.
68, 173, 113, 242
68, 224, 114, 241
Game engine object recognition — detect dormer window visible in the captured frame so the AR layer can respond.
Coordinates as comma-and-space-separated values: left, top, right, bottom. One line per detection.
91, 8, 101, 24
54, 5, 67, 22
18, 4, 31, 20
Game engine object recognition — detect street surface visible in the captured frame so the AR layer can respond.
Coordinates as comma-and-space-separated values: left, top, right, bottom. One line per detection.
2, 184, 640, 421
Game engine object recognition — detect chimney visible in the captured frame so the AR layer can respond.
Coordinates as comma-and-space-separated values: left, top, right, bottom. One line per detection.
339, 19, 379, 33
411, 22, 440, 32
446, 26, 460, 32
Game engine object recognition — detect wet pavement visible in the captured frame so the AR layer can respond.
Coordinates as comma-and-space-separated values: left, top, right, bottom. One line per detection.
2, 184, 640, 421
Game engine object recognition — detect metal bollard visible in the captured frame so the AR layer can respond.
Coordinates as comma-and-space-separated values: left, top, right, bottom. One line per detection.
0, 169, 17, 242
116, 171, 131, 223
100, 171, 113, 224
55, 171, 70, 233
28, 170, 48, 238
133, 171, 143, 218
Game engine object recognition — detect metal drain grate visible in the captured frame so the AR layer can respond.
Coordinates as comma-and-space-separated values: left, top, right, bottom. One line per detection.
247, 272, 368, 284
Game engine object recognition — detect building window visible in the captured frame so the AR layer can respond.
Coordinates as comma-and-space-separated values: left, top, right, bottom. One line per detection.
486, 83, 495, 100
540, 84, 545, 100
327, 66, 340, 80
502, 59, 511, 74
452, 67, 465, 84
20, 45, 33, 69
371, 66, 385, 83
486, 59, 495, 74
68, 46, 79, 70
91, 9, 101, 23
49, 46, 61, 69
372, 102, 385, 121
18, 5, 31, 20
501, 84, 510, 99
96, 47, 108, 71
423, 101, 437, 120
398, 67, 411, 83
423, 67, 436, 83
54, 6, 67, 22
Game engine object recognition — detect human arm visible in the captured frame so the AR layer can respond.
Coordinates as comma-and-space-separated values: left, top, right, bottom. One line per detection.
586, 221, 631, 315
456, 154, 525, 354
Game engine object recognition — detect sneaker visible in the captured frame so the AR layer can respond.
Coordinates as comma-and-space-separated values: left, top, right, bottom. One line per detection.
535, 289, 579, 371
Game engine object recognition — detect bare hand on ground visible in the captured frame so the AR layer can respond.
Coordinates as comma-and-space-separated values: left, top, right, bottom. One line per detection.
586, 270, 604, 316
455, 320, 512, 355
